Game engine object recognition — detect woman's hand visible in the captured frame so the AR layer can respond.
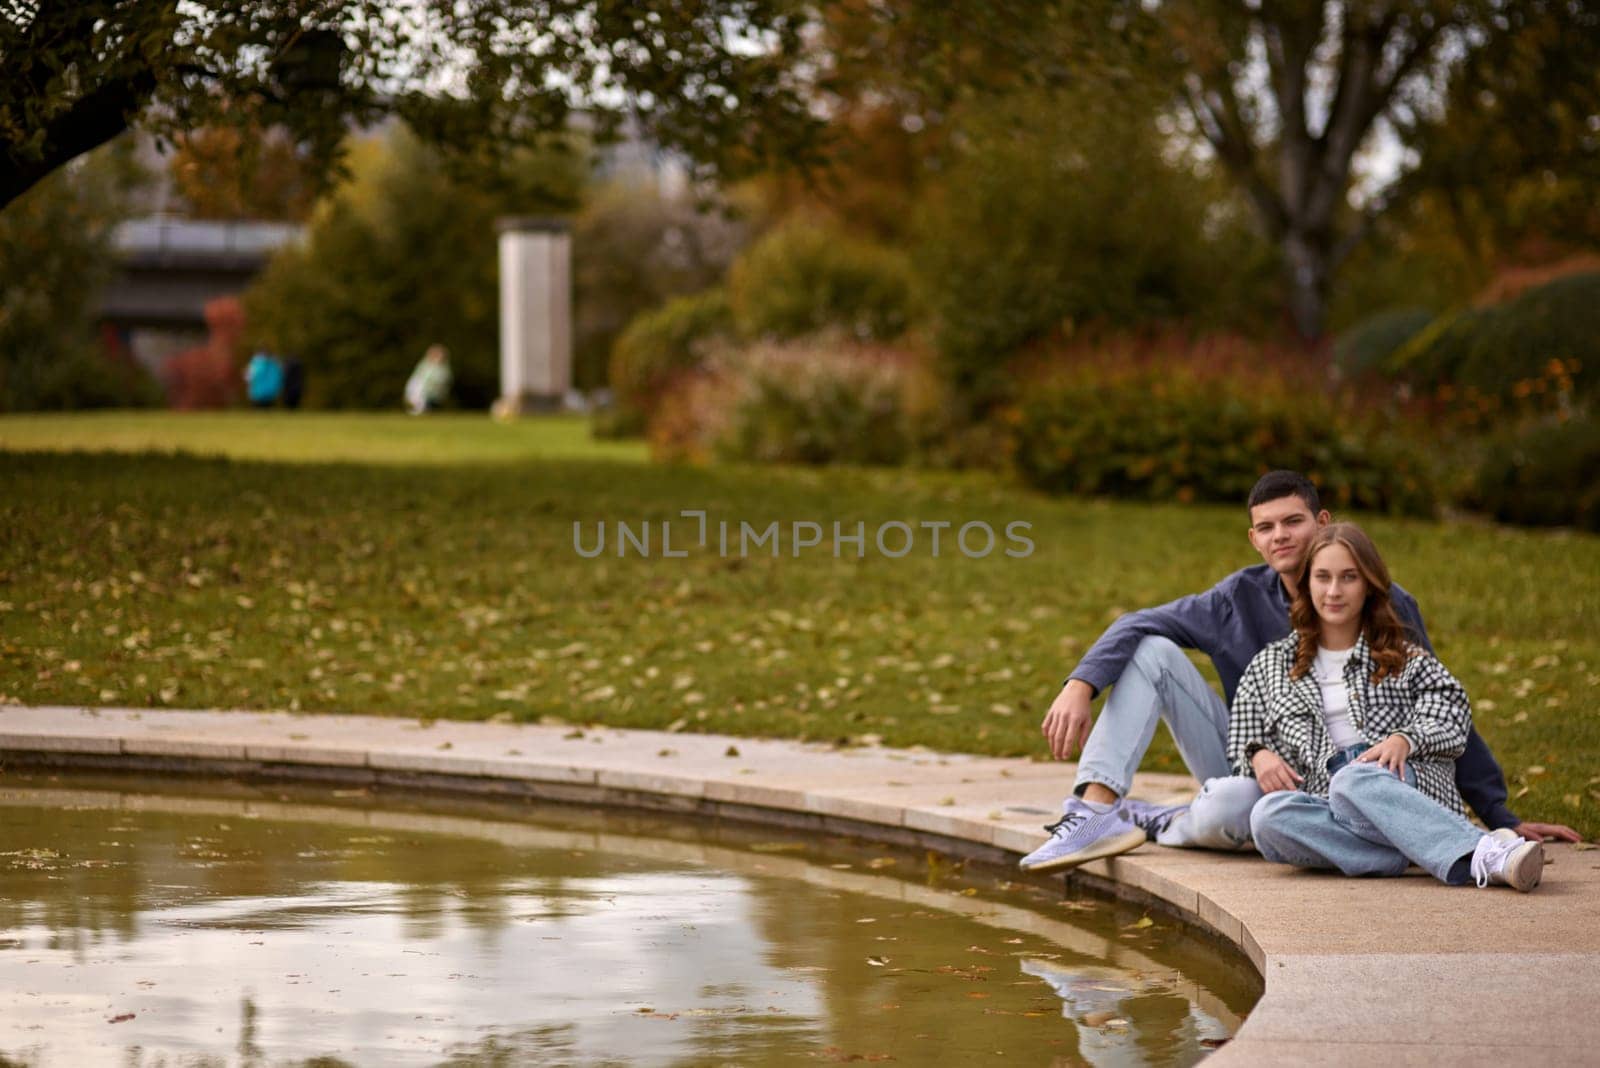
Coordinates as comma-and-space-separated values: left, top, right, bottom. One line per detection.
1251, 749, 1304, 793
1356, 733, 1411, 778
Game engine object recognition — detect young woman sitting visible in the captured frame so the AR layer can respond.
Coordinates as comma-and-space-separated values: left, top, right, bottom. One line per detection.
1177, 522, 1544, 890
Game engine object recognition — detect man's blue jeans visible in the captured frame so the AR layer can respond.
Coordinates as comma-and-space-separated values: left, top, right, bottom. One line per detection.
1250, 755, 1484, 884
1074, 636, 1233, 800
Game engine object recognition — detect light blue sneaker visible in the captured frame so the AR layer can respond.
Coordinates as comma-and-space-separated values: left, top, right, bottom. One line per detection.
1122, 798, 1191, 842
1018, 798, 1147, 873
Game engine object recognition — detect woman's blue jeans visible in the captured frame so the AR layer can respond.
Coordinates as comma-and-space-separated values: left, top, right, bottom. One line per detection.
1249, 751, 1484, 884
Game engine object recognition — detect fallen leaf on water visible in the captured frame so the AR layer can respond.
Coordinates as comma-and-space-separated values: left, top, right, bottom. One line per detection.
1083, 1011, 1115, 1027
108, 1014, 135, 1024
866, 857, 896, 870
1125, 916, 1155, 930
866, 956, 889, 967
966, 992, 990, 999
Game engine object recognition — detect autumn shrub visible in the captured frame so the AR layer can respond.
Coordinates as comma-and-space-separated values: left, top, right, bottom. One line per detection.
1386, 272, 1600, 404
1009, 339, 1438, 515
1470, 413, 1600, 531
726, 219, 916, 342
648, 336, 945, 466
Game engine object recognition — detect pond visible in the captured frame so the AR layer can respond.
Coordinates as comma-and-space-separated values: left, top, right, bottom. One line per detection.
0, 772, 1258, 1066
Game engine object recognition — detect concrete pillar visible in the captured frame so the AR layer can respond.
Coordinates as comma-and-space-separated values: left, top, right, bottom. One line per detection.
496, 217, 572, 414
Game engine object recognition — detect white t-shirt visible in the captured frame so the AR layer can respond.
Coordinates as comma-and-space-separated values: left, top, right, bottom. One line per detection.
1313, 645, 1363, 748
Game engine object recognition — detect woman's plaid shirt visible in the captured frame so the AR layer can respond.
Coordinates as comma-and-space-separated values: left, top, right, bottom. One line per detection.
1227, 633, 1472, 814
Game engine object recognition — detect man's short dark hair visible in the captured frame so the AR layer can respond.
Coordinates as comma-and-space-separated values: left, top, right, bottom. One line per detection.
1248, 470, 1321, 516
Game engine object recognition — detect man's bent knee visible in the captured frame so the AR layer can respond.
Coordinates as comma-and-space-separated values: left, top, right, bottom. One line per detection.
1130, 635, 1185, 671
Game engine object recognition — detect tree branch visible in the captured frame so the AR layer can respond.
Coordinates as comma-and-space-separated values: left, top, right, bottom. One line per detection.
1, 66, 157, 209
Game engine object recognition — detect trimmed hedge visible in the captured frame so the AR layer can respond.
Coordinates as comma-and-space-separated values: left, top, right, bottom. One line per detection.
1388, 272, 1599, 401
1333, 306, 1435, 377
1011, 366, 1438, 515
1473, 414, 1600, 531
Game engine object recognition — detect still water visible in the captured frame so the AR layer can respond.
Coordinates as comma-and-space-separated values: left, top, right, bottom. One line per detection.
0, 773, 1258, 1066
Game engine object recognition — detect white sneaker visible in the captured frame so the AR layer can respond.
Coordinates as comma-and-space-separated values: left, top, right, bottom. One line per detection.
1470, 829, 1544, 891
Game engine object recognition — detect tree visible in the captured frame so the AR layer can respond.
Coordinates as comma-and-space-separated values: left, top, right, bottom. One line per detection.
804, 1, 1600, 343
0, 1, 822, 213
1138, 1, 1600, 340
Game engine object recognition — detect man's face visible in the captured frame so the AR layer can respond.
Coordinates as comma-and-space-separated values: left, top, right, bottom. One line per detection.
1247, 495, 1328, 578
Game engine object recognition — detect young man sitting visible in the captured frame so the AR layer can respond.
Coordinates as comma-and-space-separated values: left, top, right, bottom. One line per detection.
1020, 470, 1580, 873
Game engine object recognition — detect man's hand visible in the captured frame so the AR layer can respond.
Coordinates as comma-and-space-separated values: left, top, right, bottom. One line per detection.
1357, 733, 1411, 778
1041, 679, 1095, 760
1511, 821, 1584, 844
1250, 749, 1304, 793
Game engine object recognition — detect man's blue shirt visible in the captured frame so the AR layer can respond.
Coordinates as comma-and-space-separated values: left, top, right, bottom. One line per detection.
1067, 563, 1518, 829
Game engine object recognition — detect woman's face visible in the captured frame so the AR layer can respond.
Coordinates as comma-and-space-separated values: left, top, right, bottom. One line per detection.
1308, 542, 1368, 630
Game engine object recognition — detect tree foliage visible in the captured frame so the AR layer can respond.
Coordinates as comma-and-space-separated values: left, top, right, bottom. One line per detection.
167, 113, 321, 222
914, 85, 1277, 403
1, 1, 822, 212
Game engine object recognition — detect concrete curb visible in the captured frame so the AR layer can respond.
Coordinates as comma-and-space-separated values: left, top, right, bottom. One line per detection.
3, 705, 1597, 1065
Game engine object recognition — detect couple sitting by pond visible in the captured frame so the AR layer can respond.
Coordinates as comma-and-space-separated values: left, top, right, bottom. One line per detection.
1023, 470, 1580, 891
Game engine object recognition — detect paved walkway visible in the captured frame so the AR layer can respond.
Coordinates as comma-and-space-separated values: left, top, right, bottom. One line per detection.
3, 704, 1596, 1065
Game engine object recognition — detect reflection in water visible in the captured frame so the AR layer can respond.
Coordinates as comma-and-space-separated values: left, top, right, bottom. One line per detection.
0, 778, 1256, 1066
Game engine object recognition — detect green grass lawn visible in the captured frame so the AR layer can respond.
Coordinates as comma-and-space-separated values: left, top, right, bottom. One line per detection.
3, 411, 1596, 838
0, 411, 648, 465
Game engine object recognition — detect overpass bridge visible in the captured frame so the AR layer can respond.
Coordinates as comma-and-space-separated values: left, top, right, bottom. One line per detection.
97, 217, 301, 373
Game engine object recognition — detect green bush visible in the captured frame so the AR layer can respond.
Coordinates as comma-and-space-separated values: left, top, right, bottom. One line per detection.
1472, 414, 1600, 531
606, 287, 733, 428
1010, 365, 1438, 516
1387, 272, 1600, 401
1333, 306, 1436, 378
727, 219, 915, 342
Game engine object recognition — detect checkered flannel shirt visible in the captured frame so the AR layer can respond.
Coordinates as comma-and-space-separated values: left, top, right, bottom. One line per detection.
1227, 633, 1472, 815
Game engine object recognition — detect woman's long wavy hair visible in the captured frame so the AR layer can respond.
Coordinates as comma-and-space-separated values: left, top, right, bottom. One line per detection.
1289, 522, 1414, 683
